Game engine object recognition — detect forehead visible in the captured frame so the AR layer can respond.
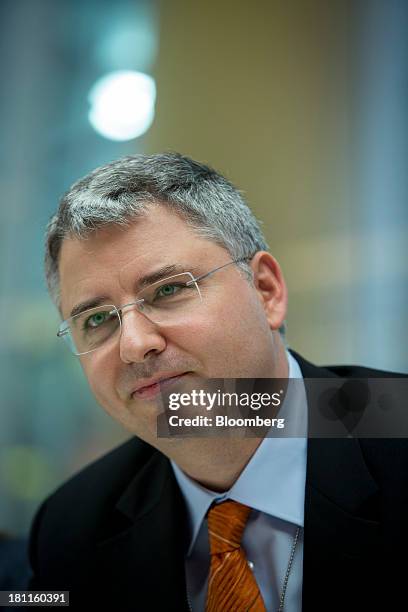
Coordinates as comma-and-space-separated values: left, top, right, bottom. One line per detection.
58, 205, 225, 317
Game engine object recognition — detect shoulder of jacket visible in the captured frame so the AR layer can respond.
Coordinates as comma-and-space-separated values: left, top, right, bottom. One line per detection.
29, 436, 161, 582
323, 364, 407, 378
31, 436, 157, 540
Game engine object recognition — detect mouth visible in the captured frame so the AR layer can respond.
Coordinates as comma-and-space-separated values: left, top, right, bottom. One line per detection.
132, 373, 190, 400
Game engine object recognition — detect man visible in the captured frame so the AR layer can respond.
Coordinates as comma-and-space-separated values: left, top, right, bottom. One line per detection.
29, 153, 407, 611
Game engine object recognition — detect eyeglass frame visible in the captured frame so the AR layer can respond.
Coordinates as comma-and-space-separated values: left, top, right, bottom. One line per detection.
56, 256, 253, 356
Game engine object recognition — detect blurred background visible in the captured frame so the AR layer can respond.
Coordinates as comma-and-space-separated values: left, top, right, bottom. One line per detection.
0, 0, 407, 535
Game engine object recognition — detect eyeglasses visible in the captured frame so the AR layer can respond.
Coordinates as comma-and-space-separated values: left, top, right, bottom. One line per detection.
57, 258, 251, 356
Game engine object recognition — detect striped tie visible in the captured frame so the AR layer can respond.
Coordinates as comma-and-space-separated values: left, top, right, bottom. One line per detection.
205, 499, 266, 612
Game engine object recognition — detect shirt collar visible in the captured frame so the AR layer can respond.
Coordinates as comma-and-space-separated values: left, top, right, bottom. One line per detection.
170, 350, 308, 555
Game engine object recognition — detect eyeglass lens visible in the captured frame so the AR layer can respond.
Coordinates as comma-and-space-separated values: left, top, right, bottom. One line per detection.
60, 273, 202, 355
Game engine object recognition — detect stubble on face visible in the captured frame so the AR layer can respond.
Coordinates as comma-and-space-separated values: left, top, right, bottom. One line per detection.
58, 205, 288, 485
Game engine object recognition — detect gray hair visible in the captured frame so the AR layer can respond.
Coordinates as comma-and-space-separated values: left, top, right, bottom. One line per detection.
45, 152, 286, 338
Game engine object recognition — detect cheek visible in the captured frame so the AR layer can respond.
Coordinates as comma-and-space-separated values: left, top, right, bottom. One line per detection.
174, 292, 272, 376
80, 354, 119, 409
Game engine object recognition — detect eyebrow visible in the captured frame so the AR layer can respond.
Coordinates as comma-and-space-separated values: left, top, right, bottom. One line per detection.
68, 263, 203, 319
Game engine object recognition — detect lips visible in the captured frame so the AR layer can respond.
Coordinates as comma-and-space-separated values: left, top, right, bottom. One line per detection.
132, 373, 189, 400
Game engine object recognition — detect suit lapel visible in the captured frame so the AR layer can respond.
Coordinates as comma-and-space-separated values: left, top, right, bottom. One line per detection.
291, 351, 381, 609
96, 451, 189, 611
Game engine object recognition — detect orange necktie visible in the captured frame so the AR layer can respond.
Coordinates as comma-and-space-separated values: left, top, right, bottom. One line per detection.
205, 499, 266, 612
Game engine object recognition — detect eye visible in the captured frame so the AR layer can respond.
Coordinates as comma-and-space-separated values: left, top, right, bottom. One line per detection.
156, 283, 184, 298
85, 311, 110, 329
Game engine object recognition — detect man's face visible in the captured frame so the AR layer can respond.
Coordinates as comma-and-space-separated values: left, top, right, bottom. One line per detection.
59, 204, 287, 447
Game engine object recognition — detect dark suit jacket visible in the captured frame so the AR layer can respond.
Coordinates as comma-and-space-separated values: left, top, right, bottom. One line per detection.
28, 351, 408, 611
0, 538, 31, 591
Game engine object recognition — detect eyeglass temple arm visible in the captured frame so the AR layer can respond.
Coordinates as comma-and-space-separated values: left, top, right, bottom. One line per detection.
188, 257, 253, 285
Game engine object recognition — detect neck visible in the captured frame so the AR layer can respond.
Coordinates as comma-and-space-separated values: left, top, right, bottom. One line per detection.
171, 437, 264, 492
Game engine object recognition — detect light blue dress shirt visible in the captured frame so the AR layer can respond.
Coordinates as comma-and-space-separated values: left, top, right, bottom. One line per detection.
171, 351, 307, 612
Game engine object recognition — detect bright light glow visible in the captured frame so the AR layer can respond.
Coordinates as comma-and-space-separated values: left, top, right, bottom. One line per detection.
88, 70, 156, 141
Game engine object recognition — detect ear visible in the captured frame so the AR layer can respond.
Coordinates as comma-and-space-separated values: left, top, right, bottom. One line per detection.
250, 251, 288, 330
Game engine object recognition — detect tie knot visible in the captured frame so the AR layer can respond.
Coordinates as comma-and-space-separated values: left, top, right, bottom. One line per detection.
207, 499, 251, 554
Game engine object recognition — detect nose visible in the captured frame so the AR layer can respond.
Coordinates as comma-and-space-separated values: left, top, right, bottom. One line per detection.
118, 308, 166, 364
